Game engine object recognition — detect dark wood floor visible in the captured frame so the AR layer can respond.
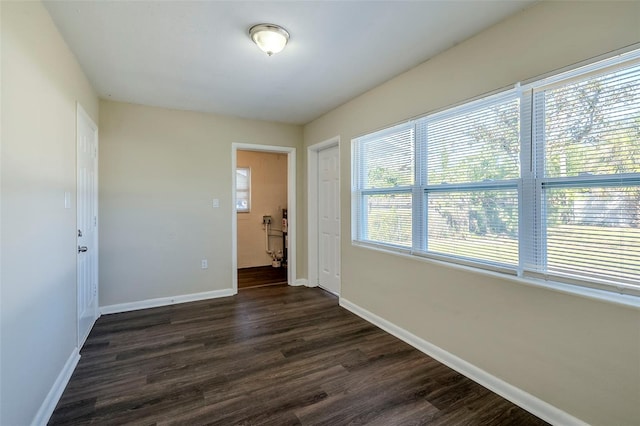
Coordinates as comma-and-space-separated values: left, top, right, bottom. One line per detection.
50, 286, 548, 425
238, 265, 288, 289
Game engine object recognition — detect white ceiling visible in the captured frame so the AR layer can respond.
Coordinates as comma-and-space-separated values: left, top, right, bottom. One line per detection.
44, 1, 536, 125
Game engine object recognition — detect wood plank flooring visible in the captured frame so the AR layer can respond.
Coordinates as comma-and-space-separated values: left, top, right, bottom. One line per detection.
50, 286, 548, 425
238, 266, 288, 289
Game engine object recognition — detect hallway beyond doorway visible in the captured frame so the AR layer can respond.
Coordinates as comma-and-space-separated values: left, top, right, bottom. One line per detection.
238, 266, 287, 289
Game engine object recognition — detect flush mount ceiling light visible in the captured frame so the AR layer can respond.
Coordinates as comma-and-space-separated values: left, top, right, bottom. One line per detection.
249, 24, 290, 56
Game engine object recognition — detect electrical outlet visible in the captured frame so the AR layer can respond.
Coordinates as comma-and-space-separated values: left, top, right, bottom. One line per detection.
212, 198, 220, 208
201, 259, 208, 269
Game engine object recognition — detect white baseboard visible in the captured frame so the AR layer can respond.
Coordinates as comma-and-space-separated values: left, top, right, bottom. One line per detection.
292, 278, 308, 287
339, 298, 588, 426
100, 288, 235, 315
32, 348, 80, 426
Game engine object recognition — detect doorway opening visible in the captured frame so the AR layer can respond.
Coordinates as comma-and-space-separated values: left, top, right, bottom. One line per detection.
231, 144, 296, 292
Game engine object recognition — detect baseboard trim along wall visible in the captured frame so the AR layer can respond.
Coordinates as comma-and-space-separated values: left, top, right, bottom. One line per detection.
339, 298, 588, 426
32, 348, 80, 426
292, 278, 309, 287
100, 288, 235, 315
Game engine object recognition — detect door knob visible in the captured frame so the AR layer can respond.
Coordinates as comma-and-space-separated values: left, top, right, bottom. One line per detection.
78, 246, 88, 253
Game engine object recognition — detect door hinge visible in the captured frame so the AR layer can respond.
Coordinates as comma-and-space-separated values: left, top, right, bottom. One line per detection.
94, 216, 97, 227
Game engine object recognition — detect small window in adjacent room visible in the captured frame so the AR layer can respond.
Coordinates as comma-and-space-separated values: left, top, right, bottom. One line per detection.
236, 167, 251, 212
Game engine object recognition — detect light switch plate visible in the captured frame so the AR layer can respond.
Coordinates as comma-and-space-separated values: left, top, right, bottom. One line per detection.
212, 198, 220, 208
64, 191, 71, 209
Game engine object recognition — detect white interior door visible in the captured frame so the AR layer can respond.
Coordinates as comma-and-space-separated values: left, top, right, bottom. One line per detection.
77, 105, 99, 348
318, 145, 340, 294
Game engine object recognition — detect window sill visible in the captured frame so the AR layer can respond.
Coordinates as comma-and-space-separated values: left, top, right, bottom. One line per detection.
351, 241, 640, 309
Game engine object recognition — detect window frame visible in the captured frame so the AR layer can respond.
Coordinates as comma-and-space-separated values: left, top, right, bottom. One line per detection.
521, 61, 640, 295
352, 122, 415, 249
416, 90, 521, 271
352, 48, 640, 298
353, 90, 523, 273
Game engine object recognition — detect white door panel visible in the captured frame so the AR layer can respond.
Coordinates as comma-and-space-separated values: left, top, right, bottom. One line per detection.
318, 145, 340, 294
77, 105, 99, 348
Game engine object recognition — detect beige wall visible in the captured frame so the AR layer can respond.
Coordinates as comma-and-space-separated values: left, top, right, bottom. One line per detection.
99, 100, 302, 306
237, 151, 288, 268
0, 1, 99, 424
304, 2, 640, 425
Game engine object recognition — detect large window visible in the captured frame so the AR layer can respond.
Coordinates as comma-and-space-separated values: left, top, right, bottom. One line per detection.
524, 57, 640, 292
353, 124, 414, 248
352, 50, 640, 296
420, 93, 520, 268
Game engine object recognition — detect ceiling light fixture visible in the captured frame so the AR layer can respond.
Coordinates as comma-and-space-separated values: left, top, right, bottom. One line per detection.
249, 24, 290, 56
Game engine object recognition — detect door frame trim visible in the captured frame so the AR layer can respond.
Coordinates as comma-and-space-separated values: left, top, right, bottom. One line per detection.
307, 136, 340, 289
231, 143, 296, 293
76, 102, 99, 348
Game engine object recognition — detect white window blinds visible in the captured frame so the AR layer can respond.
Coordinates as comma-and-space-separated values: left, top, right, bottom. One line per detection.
418, 93, 520, 269
526, 60, 640, 292
352, 49, 640, 296
353, 123, 414, 248
425, 96, 520, 185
